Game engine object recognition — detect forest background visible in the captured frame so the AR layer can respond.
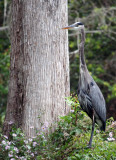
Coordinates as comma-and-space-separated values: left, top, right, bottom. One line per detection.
0, 0, 116, 132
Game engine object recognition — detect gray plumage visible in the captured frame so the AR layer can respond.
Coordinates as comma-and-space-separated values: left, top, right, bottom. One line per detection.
78, 66, 106, 131
62, 22, 106, 147
77, 27, 106, 132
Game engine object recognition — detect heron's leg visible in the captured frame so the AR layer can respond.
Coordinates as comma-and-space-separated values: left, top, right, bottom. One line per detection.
88, 111, 95, 148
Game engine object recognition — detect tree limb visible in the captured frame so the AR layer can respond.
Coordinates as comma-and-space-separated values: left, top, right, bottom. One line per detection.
0, 26, 9, 31
69, 49, 79, 55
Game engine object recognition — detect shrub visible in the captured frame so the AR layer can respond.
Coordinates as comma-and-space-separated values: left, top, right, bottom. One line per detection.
0, 96, 116, 160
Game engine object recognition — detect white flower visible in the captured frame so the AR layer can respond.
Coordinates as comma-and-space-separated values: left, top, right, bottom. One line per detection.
26, 145, 31, 150
96, 130, 100, 133
4, 135, 8, 139
41, 125, 47, 132
10, 158, 15, 160
19, 156, 27, 160
5, 145, 10, 150
14, 147, 19, 153
8, 151, 13, 157
107, 132, 115, 141
12, 133, 17, 137
8, 153, 13, 157
27, 150, 31, 153
8, 141, 12, 145
41, 122, 49, 132
33, 142, 37, 147
32, 136, 36, 139
107, 137, 115, 141
19, 156, 26, 160
42, 135, 45, 139
37, 132, 41, 136
8, 121, 14, 125
20, 133, 24, 136
70, 109, 74, 113
2, 140, 6, 145
29, 138, 32, 142
31, 153, 34, 157
24, 140, 28, 144
109, 132, 113, 138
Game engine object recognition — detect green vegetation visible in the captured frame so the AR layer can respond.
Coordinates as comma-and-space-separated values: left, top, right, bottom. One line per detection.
0, 48, 10, 131
0, 0, 10, 131
0, 97, 116, 160
0, 0, 116, 159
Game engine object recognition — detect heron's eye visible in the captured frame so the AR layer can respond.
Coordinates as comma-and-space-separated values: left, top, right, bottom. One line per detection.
77, 22, 83, 26
90, 82, 94, 86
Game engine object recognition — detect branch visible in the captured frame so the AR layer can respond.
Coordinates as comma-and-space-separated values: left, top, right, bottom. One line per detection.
69, 49, 79, 55
0, 26, 9, 31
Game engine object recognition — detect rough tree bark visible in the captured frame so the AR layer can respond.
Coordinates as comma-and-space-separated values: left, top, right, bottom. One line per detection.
3, 0, 70, 137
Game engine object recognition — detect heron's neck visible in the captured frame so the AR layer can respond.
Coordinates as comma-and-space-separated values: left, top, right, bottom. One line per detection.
79, 28, 86, 67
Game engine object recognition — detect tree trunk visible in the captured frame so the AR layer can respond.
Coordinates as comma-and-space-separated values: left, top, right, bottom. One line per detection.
3, 0, 70, 137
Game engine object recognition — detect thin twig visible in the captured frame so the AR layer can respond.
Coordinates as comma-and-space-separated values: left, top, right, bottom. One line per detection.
69, 50, 79, 55
0, 26, 9, 31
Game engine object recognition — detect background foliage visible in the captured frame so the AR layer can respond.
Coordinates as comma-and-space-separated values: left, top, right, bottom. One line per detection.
0, 0, 10, 131
0, 0, 116, 128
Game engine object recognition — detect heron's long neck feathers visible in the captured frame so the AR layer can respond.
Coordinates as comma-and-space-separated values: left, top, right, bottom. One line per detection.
79, 28, 86, 67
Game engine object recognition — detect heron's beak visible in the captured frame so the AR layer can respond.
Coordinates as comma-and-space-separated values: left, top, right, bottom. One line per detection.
62, 23, 78, 29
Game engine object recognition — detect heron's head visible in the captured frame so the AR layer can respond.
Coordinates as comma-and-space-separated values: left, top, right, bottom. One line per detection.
62, 22, 84, 30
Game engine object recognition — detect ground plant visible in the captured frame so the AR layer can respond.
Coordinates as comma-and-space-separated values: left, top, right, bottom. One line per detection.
0, 96, 116, 160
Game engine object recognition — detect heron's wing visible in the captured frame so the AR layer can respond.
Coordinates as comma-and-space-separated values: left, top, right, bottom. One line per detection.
78, 89, 93, 118
88, 81, 106, 123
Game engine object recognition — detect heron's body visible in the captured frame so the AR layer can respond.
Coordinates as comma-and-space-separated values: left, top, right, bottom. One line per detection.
62, 22, 106, 147
77, 28, 106, 133
78, 65, 106, 131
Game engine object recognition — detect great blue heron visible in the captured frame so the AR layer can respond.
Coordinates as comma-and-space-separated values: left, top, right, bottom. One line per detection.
62, 22, 106, 148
